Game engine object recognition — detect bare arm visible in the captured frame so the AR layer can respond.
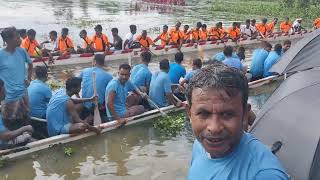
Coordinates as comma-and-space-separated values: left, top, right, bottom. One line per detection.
27, 63, 33, 82
0, 125, 33, 141
165, 93, 180, 107
107, 91, 120, 120
71, 95, 96, 104
66, 100, 85, 124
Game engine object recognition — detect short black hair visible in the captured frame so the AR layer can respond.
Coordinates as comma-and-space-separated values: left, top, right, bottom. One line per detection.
66, 77, 82, 91
130, 25, 137, 31
80, 29, 87, 35
262, 18, 268, 23
245, 19, 250, 24
263, 41, 272, 49
1, 27, 17, 42
140, 51, 152, 63
193, 58, 202, 69
160, 59, 169, 70
196, 22, 202, 28
237, 46, 246, 61
18, 29, 27, 36
186, 63, 248, 109
49, 30, 57, 37
283, 40, 291, 45
232, 22, 237, 26
34, 66, 48, 79
184, 25, 189, 29
163, 25, 168, 29
202, 24, 207, 28
111, 28, 118, 33
94, 25, 103, 31
175, 52, 184, 63
62, 28, 69, 34
251, 19, 256, 23
274, 43, 282, 53
119, 63, 131, 71
94, 54, 105, 65
223, 46, 233, 57
27, 29, 36, 36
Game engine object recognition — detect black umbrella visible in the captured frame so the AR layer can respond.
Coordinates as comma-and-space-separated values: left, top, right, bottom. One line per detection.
250, 68, 320, 180
270, 29, 320, 75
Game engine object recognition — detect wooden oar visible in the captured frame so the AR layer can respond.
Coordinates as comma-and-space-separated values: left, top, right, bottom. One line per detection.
34, 48, 49, 69
92, 72, 102, 126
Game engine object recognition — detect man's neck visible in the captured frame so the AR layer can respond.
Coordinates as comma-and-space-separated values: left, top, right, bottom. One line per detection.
37, 78, 46, 83
142, 62, 148, 66
66, 90, 75, 97
5, 46, 16, 53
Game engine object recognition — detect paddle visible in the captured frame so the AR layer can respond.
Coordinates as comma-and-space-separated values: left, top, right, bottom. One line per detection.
92, 72, 102, 126
34, 48, 49, 69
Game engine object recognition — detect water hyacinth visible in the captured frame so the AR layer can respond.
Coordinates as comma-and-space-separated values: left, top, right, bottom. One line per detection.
153, 113, 186, 136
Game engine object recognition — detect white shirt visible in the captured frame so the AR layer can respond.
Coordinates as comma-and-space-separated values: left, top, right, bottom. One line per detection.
293, 20, 301, 32
43, 39, 57, 51
125, 33, 138, 48
240, 25, 253, 36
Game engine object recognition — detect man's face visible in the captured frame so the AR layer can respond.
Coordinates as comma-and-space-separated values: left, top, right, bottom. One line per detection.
175, 23, 181, 30
283, 43, 291, 52
163, 27, 168, 33
112, 32, 117, 37
28, 34, 35, 41
265, 46, 272, 52
62, 31, 68, 38
10, 31, 22, 47
118, 68, 130, 84
96, 30, 102, 37
142, 31, 147, 38
50, 34, 57, 41
187, 88, 247, 158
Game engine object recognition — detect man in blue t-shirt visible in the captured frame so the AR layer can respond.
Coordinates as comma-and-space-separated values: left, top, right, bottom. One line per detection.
185, 63, 289, 180
222, 46, 246, 72
0, 79, 34, 149
131, 51, 152, 92
180, 58, 202, 87
46, 77, 101, 137
264, 44, 282, 77
28, 66, 52, 119
105, 64, 146, 123
168, 52, 186, 84
79, 54, 112, 112
0, 27, 33, 131
250, 42, 272, 81
149, 59, 182, 108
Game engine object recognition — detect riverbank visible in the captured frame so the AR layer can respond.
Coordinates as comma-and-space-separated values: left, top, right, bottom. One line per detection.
211, 0, 319, 28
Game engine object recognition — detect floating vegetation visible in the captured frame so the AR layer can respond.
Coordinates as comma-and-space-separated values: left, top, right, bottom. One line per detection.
153, 113, 186, 136
47, 79, 64, 90
63, 147, 74, 157
0, 157, 7, 168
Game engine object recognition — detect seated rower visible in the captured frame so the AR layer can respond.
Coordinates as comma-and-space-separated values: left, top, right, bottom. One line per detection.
264, 44, 282, 77
240, 19, 254, 39
136, 30, 154, 49
21, 29, 43, 58
209, 22, 224, 41
77, 29, 93, 54
124, 25, 139, 49
280, 17, 293, 34
17, 29, 27, 40
199, 24, 208, 41
57, 28, 75, 54
211, 49, 239, 62
268, 17, 278, 34
92, 25, 110, 52
110, 28, 123, 51
149, 59, 182, 108
250, 19, 259, 38
250, 42, 272, 81
42, 31, 58, 53
180, 58, 202, 87
314, 18, 320, 29
191, 22, 202, 43
282, 40, 291, 54
131, 51, 152, 93
28, 66, 52, 119
0, 79, 34, 150
154, 25, 169, 46
222, 46, 246, 73
293, 18, 305, 33
256, 18, 270, 38
236, 46, 246, 61
46, 77, 101, 137
105, 64, 146, 122
168, 52, 186, 84
182, 25, 191, 43
228, 22, 240, 41
79, 54, 112, 119
169, 21, 183, 47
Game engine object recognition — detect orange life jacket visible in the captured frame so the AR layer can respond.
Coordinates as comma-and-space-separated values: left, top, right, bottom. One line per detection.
191, 28, 201, 41
92, 33, 109, 51
158, 32, 169, 46
136, 35, 154, 48
256, 23, 270, 35
314, 18, 320, 28
169, 28, 183, 44
199, 30, 208, 41
21, 37, 40, 56
228, 27, 240, 39
280, 22, 293, 33
82, 36, 93, 49
58, 36, 74, 52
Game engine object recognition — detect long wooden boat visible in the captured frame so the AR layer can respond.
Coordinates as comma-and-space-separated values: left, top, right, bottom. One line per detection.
0, 74, 283, 161
33, 32, 309, 68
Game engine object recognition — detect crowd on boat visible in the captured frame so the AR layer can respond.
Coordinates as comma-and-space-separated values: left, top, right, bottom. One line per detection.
3, 17, 319, 62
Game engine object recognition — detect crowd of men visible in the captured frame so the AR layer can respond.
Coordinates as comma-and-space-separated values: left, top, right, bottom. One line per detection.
6, 17, 319, 61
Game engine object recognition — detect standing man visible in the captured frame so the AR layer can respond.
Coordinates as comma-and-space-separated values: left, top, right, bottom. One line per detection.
149, 59, 182, 108
0, 27, 33, 130
123, 25, 138, 49
130, 51, 152, 92
28, 66, 52, 119
46, 77, 101, 137
79, 54, 112, 114
186, 63, 289, 180
105, 64, 146, 122
168, 52, 186, 84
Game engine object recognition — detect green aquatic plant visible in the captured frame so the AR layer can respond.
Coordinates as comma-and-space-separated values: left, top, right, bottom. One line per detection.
47, 79, 64, 90
153, 113, 186, 136
0, 157, 7, 168
63, 147, 74, 157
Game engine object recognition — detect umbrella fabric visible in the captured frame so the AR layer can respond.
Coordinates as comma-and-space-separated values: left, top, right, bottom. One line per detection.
250, 68, 320, 180
270, 29, 320, 74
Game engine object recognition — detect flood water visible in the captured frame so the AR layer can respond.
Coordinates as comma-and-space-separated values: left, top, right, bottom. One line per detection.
0, 0, 282, 179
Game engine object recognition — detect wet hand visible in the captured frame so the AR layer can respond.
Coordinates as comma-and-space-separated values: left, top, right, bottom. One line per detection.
117, 118, 128, 126
90, 95, 98, 102
23, 125, 34, 134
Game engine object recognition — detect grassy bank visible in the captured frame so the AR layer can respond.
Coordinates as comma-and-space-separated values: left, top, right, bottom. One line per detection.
211, 0, 319, 28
